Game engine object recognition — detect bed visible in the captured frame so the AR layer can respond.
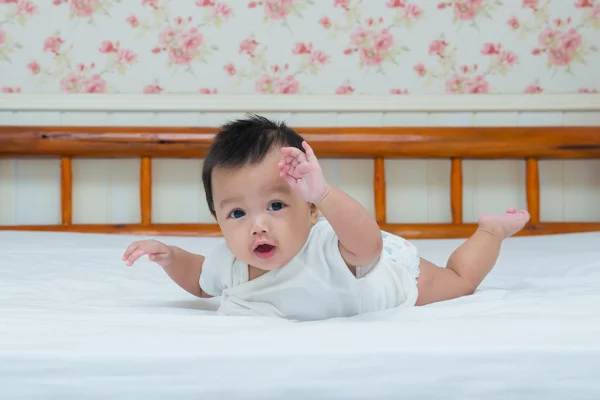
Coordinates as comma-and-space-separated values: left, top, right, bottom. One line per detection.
1, 125, 600, 399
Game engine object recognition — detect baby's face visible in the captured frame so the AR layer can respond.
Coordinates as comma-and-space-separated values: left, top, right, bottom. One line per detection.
211, 147, 318, 270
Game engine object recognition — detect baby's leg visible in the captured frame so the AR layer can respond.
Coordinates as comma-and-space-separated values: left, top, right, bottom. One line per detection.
415, 208, 530, 306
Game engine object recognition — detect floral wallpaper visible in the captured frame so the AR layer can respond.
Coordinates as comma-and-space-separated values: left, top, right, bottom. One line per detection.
0, 0, 598, 95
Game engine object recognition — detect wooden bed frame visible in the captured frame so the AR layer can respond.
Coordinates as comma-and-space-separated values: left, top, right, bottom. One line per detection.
1, 125, 599, 239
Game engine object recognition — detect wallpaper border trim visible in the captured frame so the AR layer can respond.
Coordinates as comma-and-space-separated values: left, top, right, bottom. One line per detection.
0, 94, 598, 113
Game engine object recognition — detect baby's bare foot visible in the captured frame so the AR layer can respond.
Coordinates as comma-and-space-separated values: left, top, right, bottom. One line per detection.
477, 208, 530, 239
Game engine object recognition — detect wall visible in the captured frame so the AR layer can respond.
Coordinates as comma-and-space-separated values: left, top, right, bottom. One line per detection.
0, 0, 599, 226
1, 110, 599, 226
0, 0, 598, 94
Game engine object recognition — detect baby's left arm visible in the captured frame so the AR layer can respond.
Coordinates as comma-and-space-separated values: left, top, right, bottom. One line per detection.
316, 185, 383, 267
280, 142, 383, 267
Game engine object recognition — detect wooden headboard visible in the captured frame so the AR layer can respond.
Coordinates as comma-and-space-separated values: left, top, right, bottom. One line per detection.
1, 125, 599, 239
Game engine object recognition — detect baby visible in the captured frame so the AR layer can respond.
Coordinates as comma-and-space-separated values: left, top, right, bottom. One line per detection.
123, 115, 530, 321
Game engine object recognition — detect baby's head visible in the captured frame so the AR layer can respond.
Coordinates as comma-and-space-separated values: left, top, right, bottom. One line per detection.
202, 115, 319, 271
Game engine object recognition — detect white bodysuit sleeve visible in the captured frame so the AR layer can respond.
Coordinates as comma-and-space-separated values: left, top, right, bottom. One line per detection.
308, 218, 350, 272
309, 217, 383, 279
199, 241, 231, 297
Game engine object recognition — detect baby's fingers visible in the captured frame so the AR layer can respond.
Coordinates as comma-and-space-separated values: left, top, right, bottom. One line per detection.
280, 155, 299, 168
125, 249, 149, 266
122, 243, 139, 261
302, 141, 316, 161
281, 146, 307, 163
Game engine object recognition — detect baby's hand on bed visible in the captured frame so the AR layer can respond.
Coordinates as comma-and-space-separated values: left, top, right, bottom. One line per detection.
280, 141, 330, 204
122, 240, 173, 267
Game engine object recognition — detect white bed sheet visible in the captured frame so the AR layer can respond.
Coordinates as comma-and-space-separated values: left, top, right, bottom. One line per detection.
1, 230, 599, 399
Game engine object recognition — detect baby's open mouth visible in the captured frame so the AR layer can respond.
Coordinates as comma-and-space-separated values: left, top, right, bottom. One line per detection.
254, 244, 276, 259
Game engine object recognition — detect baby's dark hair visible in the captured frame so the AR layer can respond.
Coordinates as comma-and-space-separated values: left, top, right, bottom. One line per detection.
202, 114, 306, 216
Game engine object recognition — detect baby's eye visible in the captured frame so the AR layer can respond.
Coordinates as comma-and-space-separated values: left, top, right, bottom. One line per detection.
228, 209, 245, 219
268, 202, 285, 211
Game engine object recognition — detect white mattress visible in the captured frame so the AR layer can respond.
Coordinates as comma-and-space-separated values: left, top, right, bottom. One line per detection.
1, 230, 600, 399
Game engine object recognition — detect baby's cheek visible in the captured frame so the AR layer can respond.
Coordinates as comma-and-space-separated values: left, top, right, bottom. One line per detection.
223, 231, 246, 257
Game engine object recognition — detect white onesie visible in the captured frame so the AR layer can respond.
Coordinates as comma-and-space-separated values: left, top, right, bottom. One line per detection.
199, 218, 420, 321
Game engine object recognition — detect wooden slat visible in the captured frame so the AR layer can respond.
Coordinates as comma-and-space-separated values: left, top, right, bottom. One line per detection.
1, 126, 599, 158
0, 224, 223, 237
1, 222, 599, 239
1, 125, 599, 239
140, 157, 152, 225
373, 157, 386, 224
450, 158, 463, 224
60, 156, 72, 226
526, 158, 540, 225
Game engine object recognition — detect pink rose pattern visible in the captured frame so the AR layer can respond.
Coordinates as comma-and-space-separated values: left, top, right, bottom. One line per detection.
506, 0, 599, 93
52, 0, 121, 21
417, 39, 520, 94
0, 0, 597, 94
225, 38, 330, 94
437, 0, 498, 25
31, 36, 138, 93
325, 0, 424, 72
0, 0, 36, 68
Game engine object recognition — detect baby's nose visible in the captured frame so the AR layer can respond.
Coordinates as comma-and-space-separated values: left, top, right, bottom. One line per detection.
252, 227, 267, 235
251, 217, 268, 235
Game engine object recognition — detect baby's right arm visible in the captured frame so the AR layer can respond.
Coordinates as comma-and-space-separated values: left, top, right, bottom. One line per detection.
122, 240, 212, 298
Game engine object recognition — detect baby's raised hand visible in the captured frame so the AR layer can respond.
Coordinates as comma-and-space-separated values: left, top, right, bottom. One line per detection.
279, 141, 330, 203
122, 239, 174, 267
